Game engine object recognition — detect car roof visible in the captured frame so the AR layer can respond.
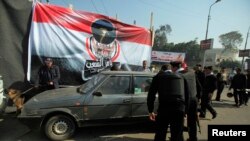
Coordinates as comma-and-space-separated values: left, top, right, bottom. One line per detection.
100, 71, 155, 76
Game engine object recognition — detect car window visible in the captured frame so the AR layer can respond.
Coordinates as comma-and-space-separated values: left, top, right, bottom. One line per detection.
97, 76, 130, 94
79, 73, 106, 93
133, 76, 152, 94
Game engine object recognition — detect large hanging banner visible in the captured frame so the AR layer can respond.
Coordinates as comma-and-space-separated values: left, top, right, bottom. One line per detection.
28, 2, 152, 85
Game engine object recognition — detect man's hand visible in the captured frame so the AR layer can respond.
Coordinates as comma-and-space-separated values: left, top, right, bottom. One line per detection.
48, 81, 54, 85
149, 112, 156, 121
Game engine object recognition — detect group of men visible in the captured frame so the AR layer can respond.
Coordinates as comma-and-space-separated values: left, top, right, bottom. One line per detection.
147, 61, 230, 141
147, 61, 201, 141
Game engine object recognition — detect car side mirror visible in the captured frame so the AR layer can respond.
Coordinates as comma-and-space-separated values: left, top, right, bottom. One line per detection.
93, 92, 102, 97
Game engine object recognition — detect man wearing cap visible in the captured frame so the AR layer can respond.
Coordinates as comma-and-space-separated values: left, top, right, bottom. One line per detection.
35, 57, 60, 91
147, 61, 189, 141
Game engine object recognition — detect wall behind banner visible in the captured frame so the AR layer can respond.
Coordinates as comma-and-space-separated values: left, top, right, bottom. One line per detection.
0, 0, 32, 88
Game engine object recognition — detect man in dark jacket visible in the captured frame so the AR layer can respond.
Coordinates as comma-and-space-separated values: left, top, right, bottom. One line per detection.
194, 64, 205, 102
229, 68, 247, 107
215, 67, 226, 101
35, 58, 60, 91
199, 66, 217, 119
181, 68, 199, 141
147, 62, 188, 141
245, 69, 250, 106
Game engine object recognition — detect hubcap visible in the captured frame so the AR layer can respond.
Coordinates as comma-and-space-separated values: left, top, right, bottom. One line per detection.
53, 120, 68, 134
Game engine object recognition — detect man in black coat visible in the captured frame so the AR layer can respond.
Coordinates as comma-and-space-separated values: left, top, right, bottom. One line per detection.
245, 69, 250, 106
194, 64, 205, 102
35, 58, 60, 91
181, 68, 199, 141
215, 67, 226, 101
229, 68, 247, 107
147, 62, 188, 141
199, 66, 217, 119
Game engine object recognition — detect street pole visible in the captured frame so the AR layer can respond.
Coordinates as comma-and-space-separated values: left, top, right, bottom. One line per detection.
205, 0, 221, 40
202, 0, 221, 68
241, 26, 250, 70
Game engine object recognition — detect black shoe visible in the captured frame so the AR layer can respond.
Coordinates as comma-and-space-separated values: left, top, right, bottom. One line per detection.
212, 113, 217, 119
233, 104, 238, 107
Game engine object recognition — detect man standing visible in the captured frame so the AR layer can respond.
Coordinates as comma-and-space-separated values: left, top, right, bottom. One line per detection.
35, 58, 60, 91
194, 64, 205, 102
181, 68, 199, 141
140, 60, 151, 72
147, 62, 188, 141
229, 68, 247, 107
199, 66, 217, 119
245, 69, 250, 106
215, 67, 227, 101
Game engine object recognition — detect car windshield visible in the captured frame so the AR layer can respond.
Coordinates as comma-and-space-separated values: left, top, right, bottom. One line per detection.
78, 73, 106, 94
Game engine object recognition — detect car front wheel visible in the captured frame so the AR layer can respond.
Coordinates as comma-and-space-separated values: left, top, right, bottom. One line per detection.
44, 115, 76, 141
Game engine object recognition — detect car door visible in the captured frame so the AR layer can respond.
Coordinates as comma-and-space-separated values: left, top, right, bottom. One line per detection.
131, 75, 154, 117
85, 75, 132, 120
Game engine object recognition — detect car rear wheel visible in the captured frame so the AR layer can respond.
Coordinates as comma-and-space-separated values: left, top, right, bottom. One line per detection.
44, 115, 76, 141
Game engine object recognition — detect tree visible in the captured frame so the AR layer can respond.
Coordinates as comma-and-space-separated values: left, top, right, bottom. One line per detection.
219, 31, 243, 52
218, 60, 241, 69
153, 24, 172, 50
170, 39, 202, 66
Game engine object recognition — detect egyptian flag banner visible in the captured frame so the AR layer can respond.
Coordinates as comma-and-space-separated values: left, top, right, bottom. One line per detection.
28, 2, 152, 85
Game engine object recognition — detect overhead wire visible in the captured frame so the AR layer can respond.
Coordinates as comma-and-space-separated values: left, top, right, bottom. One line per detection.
100, 0, 109, 15
91, 0, 100, 13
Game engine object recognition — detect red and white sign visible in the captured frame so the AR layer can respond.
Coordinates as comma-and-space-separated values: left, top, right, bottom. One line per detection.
151, 51, 185, 62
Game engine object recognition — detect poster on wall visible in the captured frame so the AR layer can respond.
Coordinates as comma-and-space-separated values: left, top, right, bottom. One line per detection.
28, 2, 152, 85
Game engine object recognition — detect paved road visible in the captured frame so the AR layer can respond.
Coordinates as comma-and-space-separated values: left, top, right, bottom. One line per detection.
1, 88, 250, 141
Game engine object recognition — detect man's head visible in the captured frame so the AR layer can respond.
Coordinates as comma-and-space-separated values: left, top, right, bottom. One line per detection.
196, 64, 202, 71
221, 67, 226, 73
44, 57, 53, 68
160, 64, 171, 72
170, 61, 182, 72
143, 60, 147, 69
204, 66, 213, 75
236, 67, 241, 74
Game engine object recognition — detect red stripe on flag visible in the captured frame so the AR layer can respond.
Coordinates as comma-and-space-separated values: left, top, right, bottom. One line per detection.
33, 2, 152, 46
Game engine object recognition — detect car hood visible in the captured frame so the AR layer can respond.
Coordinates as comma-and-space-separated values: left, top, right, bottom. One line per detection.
24, 87, 84, 109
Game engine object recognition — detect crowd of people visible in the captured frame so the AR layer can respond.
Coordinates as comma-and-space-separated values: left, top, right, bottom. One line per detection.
147, 62, 250, 141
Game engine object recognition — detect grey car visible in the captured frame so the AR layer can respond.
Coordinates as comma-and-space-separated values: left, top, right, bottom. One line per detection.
18, 71, 157, 140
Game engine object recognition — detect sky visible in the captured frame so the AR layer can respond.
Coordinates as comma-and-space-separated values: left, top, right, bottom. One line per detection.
45, 0, 250, 50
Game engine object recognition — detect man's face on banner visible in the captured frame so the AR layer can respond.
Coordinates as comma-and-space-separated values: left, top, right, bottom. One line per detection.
90, 19, 119, 60
91, 37, 116, 58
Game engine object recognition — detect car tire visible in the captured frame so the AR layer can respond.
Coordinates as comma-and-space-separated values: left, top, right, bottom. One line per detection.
44, 115, 76, 141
